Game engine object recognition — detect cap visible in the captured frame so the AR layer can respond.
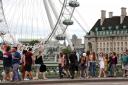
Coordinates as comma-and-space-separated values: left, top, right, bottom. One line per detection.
83, 53, 86, 56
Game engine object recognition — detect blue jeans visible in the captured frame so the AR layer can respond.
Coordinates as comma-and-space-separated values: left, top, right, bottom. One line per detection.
12, 63, 20, 81
89, 62, 96, 77
109, 64, 116, 77
59, 64, 65, 78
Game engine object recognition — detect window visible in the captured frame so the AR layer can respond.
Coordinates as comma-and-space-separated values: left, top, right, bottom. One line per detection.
116, 25, 119, 29
110, 42, 112, 46
114, 31, 117, 34
121, 30, 124, 34
106, 31, 109, 35
107, 48, 109, 51
97, 48, 99, 51
117, 47, 119, 51
100, 43, 102, 47
121, 47, 123, 51
102, 27, 105, 30
96, 32, 99, 35
107, 42, 109, 46
125, 42, 127, 46
95, 27, 98, 31
100, 31, 103, 35
117, 30, 120, 34
114, 48, 116, 50
103, 43, 105, 47
108, 26, 112, 30
104, 48, 105, 51
110, 31, 112, 34
123, 25, 127, 29
125, 30, 127, 33
121, 42, 123, 46
103, 31, 105, 35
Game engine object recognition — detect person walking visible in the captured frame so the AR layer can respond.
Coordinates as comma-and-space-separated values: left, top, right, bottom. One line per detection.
108, 52, 117, 77
21, 50, 27, 80
104, 54, 109, 76
86, 51, 90, 78
98, 52, 106, 77
58, 52, 66, 79
89, 52, 97, 78
63, 53, 70, 78
35, 51, 47, 80
24, 48, 34, 80
69, 51, 78, 79
3, 45, 12, 81
79, 53, 86, 79
121, 50, 128, 77
11, 46, 21, 81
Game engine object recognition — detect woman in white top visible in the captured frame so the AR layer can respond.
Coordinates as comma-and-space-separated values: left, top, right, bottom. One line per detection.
98, 52, 106, 77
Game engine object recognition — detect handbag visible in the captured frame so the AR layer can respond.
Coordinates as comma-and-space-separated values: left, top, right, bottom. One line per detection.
39, 64, 46, 72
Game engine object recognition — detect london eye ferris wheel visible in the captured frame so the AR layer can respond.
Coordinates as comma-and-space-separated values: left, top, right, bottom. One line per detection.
0, 0, 88, 51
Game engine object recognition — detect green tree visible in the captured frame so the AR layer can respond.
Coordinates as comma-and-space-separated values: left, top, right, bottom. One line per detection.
62, 47, 71, 54
29, 40, 39, 46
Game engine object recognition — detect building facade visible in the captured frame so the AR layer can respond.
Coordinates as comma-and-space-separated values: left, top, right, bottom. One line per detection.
71, 34, 82, 49
71, 34, 84, 54
84, 7, 128, 55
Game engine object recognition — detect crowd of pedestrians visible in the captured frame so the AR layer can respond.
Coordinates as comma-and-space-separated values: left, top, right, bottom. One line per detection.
1, 43, 128, 82
58, 50, 128, 79
0, 43, 47, 82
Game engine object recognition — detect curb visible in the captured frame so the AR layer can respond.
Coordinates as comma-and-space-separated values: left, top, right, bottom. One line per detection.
1, 78, 128, 85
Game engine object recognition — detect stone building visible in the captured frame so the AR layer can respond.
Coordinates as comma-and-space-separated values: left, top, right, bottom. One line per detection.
84, 7, 128, 55
71, 34, 84, 54
71, 34, 82, 48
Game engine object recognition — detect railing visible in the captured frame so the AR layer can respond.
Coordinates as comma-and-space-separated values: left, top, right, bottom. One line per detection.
0, 62, 124, 79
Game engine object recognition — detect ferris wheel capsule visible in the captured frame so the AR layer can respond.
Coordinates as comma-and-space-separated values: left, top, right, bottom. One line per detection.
69, 1, 80, 7
55, 34, 66, 40
63, 19, 73, 25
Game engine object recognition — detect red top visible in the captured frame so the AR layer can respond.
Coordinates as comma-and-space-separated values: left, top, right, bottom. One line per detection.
25, 51, 33, 65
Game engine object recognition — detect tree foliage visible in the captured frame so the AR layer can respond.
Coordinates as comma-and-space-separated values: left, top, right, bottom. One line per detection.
29, 40, 39, 46
62, 47, 71, 54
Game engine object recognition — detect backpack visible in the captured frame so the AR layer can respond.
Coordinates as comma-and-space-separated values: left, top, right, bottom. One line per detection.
0, 50, 3, 60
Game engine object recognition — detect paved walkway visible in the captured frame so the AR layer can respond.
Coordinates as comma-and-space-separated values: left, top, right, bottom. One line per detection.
1, 78, 128, 85
39, 82, 128, 85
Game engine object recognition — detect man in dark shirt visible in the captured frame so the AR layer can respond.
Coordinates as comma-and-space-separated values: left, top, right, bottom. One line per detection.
69, 51, 78, 79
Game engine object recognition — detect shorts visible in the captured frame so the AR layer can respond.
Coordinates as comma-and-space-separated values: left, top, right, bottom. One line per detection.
123, 64, 128, 70
35, 64, 40, 69
25, 65, 32, 72
4, 66, 12, 74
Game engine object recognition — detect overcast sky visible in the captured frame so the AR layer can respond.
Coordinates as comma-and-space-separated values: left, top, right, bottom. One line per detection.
1, 0, 128, 41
